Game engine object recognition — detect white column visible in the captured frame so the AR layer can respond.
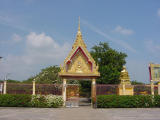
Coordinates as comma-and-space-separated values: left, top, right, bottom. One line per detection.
158, 82, 160, 95
151, 80, 154, 95
3, 80, 7, 94
62, 78, 67, 106
32, 80, 36, 95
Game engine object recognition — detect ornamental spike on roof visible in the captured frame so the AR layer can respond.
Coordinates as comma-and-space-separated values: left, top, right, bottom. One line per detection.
72, 17, 86, 49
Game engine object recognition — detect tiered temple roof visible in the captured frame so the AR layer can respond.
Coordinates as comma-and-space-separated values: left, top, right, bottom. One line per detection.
59, 18, 100, 78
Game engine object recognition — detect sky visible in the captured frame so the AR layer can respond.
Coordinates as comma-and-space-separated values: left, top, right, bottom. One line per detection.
0, 0, 160, 83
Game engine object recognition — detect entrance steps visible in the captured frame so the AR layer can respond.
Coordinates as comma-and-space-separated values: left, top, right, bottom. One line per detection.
66, 97, 79, 108
79, 98, 91, 106
66, 97, 91, 107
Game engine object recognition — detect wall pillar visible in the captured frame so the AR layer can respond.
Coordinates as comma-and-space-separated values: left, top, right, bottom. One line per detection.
62, 78, 67, 106
32, 80, 36, 95
91, 78, 96, 105
151, 80, 154, 95
122, 83, 126, 95
3, 80, 7, 94
158, 82, 160, 95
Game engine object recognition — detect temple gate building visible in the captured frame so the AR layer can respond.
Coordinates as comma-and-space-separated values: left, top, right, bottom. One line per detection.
59, 19, 100, 106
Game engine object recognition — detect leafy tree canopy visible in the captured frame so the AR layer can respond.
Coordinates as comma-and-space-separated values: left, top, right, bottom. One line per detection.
23, 65, 61, 84
90, 42, 127, 84
7, 79, 21, 83
0, 79, 21, 83
131, 80, 145, 85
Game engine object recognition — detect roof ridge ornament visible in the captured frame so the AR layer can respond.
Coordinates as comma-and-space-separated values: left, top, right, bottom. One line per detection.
77, 16, 81, 35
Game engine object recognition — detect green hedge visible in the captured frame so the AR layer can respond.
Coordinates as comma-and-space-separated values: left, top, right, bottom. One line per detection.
97, 95, 160, 108
0, 94, 63, 108
0, 94, 32, 107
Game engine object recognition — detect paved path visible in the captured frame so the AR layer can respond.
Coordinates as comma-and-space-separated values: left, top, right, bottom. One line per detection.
0, 107, 160, 120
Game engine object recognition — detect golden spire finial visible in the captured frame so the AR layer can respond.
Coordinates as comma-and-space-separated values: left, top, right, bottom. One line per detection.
77, 16, 81, 35
78, 16, 80, 31
72, 17, 86, 49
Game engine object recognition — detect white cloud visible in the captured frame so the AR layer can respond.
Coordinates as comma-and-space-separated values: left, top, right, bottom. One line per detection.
25, 32, 70, 65
0, 32, 71, 80
145, 40, 160, 55
12, 33, 22, 42
27, 32, 56, 48
113, 25, 134, 35
81, 19, 136, 53
0, 13, 29, 32
158, 8, 160, 17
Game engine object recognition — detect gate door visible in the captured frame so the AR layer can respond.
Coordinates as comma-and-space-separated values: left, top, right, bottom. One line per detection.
66, 84, 79, 107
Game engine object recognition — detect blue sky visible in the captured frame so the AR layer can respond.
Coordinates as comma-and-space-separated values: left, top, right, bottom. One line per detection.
0, 0, 160, 83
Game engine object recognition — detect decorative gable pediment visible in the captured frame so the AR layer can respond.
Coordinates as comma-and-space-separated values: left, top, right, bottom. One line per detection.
66, 47, 92, 74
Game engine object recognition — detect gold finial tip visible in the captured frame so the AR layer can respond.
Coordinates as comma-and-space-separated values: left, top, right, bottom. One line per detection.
77, 16, 81, 34
78, 16, 80, 31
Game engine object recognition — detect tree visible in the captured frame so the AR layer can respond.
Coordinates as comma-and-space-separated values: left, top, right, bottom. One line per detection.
90, 42, 127, 84
23, 65, 61, 84
131, 80, 145, 85
7, 79, 21, 83
0, 79, 21, 83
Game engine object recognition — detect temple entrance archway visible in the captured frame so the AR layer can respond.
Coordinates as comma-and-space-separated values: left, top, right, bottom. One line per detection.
61, 77, 97, 107
59, 18, 100, 107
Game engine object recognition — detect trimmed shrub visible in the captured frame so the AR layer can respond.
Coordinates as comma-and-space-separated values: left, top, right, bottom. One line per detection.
0, 94, 32, 107
31, 94, 63, 108
45, 95, 63, 108
31, 94, 47, 107
97, 95, 153, 108
153, 95, 160, 107
0, 94, 63, 108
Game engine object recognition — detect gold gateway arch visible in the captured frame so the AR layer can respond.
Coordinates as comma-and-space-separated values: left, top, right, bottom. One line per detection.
59, 18, 100, 106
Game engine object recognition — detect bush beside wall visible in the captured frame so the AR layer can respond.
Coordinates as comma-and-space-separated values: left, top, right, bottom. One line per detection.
97, 95, 158, 108
153, 95, 160, 107
0, 94, 63, 108
31, 94, 63, 108
0, 94, 32, 107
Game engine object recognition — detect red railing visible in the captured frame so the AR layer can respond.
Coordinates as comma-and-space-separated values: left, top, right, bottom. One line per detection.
96, 84, 119, 95
7, 83, 32, 94
96, 84, 158, 95
3, 83, 159, 96
36, 84, 62, 95
6, 83, 62, 95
